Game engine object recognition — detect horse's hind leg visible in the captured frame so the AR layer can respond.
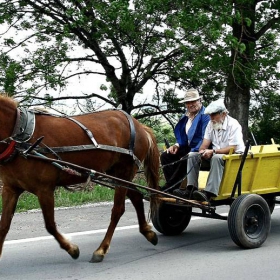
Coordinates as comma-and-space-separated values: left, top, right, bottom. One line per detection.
126, 189, 158, 246
37, 188, 80, 259
90, 187, 127, 263
0, 185, 23, 258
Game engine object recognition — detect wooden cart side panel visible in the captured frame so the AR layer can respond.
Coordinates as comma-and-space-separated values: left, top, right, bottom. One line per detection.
215, 150, 280, 200
250, 144, 280, 153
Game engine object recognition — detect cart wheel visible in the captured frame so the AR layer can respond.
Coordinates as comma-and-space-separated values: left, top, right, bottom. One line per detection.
228, 194, 271, 249
151, 202, 192, 236
265, 196, 276, 214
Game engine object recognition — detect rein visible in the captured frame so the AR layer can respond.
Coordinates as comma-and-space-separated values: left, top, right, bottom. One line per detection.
25, 152, 208, 208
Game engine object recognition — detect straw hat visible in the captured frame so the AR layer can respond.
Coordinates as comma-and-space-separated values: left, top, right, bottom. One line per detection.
178, 88, 202, 103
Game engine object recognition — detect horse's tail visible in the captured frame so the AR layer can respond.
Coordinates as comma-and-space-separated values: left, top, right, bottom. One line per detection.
142, 125, 160, 215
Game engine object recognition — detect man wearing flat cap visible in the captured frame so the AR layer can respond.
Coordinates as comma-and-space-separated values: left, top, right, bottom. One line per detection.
160, 88, 210, 195
186, 99, 245, 202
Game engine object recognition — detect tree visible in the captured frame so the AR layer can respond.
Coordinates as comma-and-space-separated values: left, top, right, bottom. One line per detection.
250, 90, 280, 144
0, 0, 279, 141
225, 0, 280, 140
170, 0, 280, 140
0, 0, 198, 113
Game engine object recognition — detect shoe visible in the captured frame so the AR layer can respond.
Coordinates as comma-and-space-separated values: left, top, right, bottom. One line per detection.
173, 188, 190, 198
186, 185, 198, 195
192, 190, 214, 202
173, 185, 197, 199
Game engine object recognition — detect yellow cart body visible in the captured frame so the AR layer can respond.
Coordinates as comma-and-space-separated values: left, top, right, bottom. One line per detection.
198, 143, 280, 200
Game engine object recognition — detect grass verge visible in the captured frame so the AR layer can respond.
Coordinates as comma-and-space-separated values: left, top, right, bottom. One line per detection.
0, 171, 165, 213
0, 185, 115, 213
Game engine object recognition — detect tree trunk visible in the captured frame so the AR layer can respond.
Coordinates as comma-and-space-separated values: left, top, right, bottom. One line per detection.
225, 78, 250, 141
225, 0, 256, 142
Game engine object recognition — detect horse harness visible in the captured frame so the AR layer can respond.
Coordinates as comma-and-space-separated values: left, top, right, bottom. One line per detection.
0, 108, 142, 168
0, 108, 35, 163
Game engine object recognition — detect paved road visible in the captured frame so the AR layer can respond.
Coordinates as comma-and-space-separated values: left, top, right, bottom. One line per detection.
1, 201, 280, 280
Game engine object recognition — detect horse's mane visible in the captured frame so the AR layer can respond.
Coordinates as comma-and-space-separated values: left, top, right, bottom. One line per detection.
0, 95, 51, 114
0, 94, 18, 108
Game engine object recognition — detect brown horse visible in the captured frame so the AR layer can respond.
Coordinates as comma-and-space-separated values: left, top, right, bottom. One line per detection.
0, 94, 160, 263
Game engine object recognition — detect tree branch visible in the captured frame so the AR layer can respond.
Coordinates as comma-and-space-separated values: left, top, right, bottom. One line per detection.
255, 16, 280, 40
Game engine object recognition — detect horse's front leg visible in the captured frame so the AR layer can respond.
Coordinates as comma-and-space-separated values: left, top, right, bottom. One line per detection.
126, 189, 158, 246
37, 188, 80, 259
0, 185, 23, 258
90, 187, 126, 263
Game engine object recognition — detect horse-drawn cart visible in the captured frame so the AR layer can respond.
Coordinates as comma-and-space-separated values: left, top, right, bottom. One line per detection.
152, 141, 280, 249
0, 95, 279, 263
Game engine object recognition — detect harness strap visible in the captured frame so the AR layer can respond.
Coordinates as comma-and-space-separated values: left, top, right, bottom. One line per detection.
65, 117, 98, 146
0, 141, 16, 162
36, 143, 142, 168
11, 108, 21, 137
119, 110, 136, 154
65, 109, 137, 161
6, 108, 141, 167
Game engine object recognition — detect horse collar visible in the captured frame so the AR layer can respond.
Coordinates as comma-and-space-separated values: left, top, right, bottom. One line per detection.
0, 108, 35, 164
11, 108, 35, 142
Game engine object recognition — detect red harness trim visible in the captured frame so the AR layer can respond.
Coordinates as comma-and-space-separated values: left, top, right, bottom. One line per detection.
0, 141, 16, 161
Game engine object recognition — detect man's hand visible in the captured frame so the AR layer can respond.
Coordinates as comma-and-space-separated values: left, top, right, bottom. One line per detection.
167, 145, 179, 154
199, 149, 214, 159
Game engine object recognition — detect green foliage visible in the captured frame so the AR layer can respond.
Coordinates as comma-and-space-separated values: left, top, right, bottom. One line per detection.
250, 91, 280, 145
153, 122, 176, 147
0, 54, 23, 95
0, 0, 279, 139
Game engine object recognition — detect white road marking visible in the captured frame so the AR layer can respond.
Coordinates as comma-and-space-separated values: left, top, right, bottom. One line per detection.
5, 217, 205, 245
5, 206, 280, 245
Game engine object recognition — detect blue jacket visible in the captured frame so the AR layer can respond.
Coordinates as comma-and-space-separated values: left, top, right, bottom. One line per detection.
174, 106, 210, 152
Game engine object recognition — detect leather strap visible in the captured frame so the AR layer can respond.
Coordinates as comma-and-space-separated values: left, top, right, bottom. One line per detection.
36, 143, 142, 168
0, 140, 17, 162
65, 117, 98, 146
119, 110, 136, 155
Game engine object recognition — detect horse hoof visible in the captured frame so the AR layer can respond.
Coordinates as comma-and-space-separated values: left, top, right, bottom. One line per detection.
150, 232, 158, 246
144, 230, 158, 246
68, 244, 80, 259
89, 253, 104, 263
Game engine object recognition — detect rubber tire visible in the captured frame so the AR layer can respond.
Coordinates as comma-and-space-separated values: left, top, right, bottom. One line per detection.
228, 194, 271, 249
265, 196, 276, 214
151, 202, 192, 236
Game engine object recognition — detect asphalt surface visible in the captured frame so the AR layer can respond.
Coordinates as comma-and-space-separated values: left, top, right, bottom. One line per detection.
1, 201, 280, 280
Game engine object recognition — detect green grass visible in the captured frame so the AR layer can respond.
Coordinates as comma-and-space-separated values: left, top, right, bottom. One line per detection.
54, 186, 115, 207
0, 185, 115, 213
0, 171, 165, 213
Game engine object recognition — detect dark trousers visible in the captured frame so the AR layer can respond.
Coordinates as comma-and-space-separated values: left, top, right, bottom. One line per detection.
160, 146, 190, 191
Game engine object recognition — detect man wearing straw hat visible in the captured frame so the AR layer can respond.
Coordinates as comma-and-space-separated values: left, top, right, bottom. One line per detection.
160, 88, 210, 196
